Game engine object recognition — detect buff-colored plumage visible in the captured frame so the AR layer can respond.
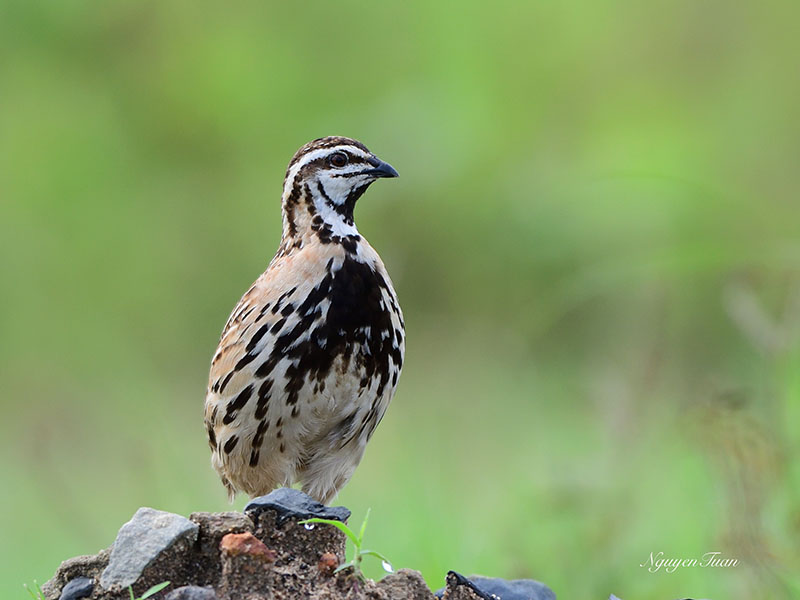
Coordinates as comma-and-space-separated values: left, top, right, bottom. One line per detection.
205, 137, 404, 504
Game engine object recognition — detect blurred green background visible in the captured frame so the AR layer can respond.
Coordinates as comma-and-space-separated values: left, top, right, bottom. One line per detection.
2, 1, 799, 598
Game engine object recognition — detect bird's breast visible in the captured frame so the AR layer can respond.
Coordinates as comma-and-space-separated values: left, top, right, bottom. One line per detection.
282, 247, 404, 401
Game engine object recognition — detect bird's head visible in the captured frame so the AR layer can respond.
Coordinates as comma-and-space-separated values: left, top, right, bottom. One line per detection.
280, 136, 398, 241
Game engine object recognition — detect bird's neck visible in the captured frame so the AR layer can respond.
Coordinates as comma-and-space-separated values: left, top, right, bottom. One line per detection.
278, 183, 361, 254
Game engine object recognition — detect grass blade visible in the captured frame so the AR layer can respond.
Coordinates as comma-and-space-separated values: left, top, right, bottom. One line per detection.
357, 508, 371, 545
360, 549, 392, 563
333, 561, 355, 573
140, 581, 171, 599
299, 518, 359, 546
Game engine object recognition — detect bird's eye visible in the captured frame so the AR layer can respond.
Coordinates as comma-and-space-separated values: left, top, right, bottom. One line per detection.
330, 152, 348, 168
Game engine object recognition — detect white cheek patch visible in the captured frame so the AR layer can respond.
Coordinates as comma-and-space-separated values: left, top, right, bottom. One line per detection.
318, 173, 364, 204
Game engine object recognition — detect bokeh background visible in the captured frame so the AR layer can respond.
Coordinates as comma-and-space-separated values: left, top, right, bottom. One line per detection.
2, 1, 799, 598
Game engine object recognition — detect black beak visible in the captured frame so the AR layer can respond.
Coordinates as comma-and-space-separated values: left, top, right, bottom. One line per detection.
363, 157, 399, 178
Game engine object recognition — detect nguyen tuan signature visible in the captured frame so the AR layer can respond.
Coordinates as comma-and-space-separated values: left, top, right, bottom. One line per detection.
640, 551, 739, 573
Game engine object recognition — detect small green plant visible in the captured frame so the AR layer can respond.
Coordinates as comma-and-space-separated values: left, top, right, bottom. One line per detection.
300, 508, 393, 581
128, 581, 171, 600
24, 581, 45, 600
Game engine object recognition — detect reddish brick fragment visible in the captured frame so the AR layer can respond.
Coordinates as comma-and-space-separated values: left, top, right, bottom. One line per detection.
220, 532, 276, 562
317, 552, 339, 576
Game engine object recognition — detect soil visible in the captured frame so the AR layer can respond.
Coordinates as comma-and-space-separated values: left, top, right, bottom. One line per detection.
41, 491, 553, 600
43, 506, 445, 600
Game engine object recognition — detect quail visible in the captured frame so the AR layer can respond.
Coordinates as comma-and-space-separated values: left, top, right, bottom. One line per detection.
205, 137, 404, 504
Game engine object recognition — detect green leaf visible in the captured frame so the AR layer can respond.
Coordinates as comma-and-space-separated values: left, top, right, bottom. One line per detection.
333, 561, 355, 573
358, 508, 371, 545
361, 549, 392, 563
139, 581, 171, 599
301, 510, 391, 583
299, 518, 360, 547
129, 586, 135, 600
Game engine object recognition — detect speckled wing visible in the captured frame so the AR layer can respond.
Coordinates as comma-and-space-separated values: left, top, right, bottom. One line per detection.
205, 244, 337, 498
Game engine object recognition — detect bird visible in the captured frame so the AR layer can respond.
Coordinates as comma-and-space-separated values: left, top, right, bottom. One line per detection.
204, 136, 404, 504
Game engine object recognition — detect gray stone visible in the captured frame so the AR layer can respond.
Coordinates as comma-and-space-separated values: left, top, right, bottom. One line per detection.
164, 585, 219, 599
435, 571, 556, 600
100, 507, 199, 590
244, 487, 351, 524
59, 577, 93, 600
468, 575, 556, 600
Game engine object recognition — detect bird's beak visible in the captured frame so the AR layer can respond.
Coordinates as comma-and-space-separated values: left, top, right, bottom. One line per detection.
363, 158, 399, 178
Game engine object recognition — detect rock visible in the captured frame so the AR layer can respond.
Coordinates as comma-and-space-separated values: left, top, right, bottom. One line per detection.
317, 552, 339, 577
164, 586, 219, 600
466, 575, 556, 600
436, 571, 556, 600
99, 507, 200, 590
220, 532, 276, 562
244, 487, 351, 524
58, 577, 93, 600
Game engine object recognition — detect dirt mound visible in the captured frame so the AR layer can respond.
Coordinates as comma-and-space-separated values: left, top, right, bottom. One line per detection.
42, 489, 554, 600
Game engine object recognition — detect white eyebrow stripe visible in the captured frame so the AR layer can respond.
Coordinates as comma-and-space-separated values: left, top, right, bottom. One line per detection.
282, 145, 370, 197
